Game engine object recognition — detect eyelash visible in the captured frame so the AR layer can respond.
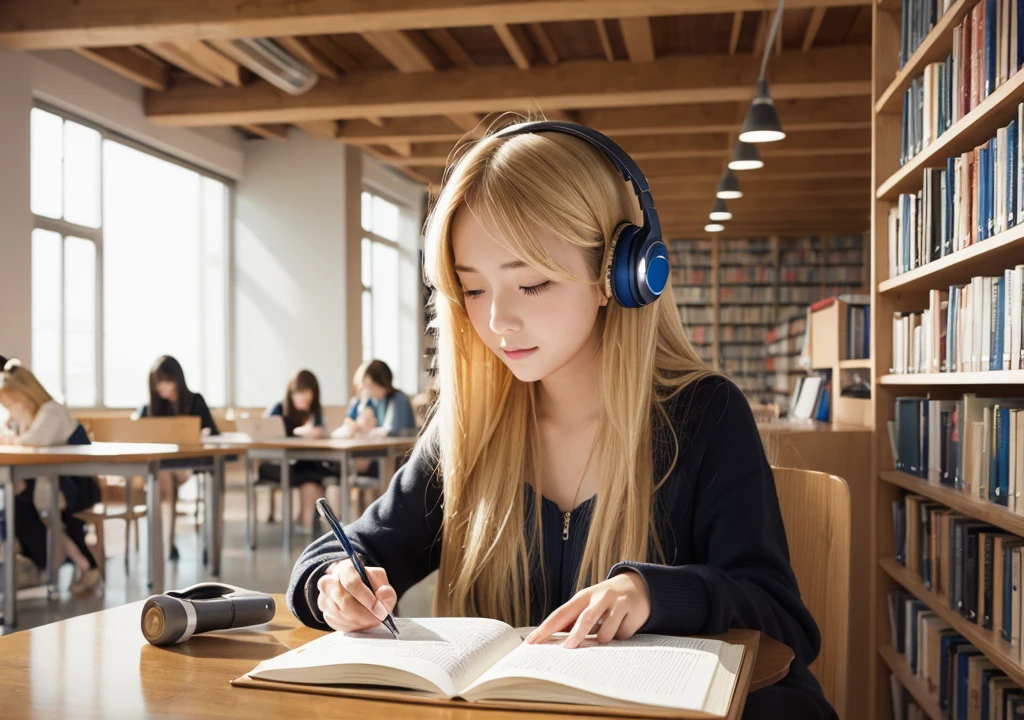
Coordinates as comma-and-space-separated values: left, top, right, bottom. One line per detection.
462, 281, 552, 299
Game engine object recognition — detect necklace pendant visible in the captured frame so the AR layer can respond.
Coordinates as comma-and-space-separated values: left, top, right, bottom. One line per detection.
562, 511, 571, 540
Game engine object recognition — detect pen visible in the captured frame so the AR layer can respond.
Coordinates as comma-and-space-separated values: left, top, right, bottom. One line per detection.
315, 497, 400, 637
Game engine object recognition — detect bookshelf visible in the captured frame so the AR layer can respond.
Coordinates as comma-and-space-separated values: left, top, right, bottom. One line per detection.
871, 2, 1024, 718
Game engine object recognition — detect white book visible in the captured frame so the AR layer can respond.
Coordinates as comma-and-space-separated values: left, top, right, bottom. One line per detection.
982, 406, 992, 502
1011, 410, 1019, 513
1014, 0, 1020, 89
246, 617, 745, 715
1017, 409, 1024, 517
982, 276, 993, 370
1019, 104, 1024, 227
1013, 266, 1024, 369
1007, 268, 1016, 369
1001, 0, 1011, 87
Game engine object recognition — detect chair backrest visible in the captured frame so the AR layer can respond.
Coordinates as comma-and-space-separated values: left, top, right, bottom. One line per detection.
83, 416, 201, 445
772, 466, 850, 719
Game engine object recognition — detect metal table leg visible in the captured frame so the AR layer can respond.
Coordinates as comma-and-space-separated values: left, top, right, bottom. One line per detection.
210, 456, 225, 576
146, 465, 164, 593
46, 476, 60, 599
2, 467, 15, 628
245, 456, 256, 550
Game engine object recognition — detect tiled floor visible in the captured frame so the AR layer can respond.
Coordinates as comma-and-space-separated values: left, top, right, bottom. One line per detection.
1, 476, 436, 635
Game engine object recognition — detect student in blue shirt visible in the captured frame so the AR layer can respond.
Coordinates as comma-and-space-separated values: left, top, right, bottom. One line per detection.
0, 360, 102, 595
291, 122, 835, 719
260, 370, 333, 531
333, 360, 416, 440
133, 354, 219, 560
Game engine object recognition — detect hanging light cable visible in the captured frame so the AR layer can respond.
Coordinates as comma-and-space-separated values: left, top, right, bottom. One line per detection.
739, 0, 786, 143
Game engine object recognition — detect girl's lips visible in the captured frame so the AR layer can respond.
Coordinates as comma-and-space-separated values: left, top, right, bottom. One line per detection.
503, 347, 538, 360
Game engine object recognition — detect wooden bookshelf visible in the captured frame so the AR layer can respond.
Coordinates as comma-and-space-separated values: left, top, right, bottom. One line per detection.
880, 470, 1024, 538
874, 0, 976, 115
839, 359, 872, 369
878, 645, 944, 720
880, 557, 1024, 686
870, 1, 1024, 717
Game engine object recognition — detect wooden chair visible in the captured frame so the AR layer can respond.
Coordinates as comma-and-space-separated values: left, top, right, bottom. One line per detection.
772, 466, 850, 719
76, 417, 202, 578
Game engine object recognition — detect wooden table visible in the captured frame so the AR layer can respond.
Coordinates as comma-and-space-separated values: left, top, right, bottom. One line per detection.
204, 436, 415, 553
0, 594, 793, 719
0, 443, 238, 627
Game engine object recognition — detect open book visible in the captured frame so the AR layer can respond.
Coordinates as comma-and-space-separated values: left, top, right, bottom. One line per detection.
246, 617, 745, 716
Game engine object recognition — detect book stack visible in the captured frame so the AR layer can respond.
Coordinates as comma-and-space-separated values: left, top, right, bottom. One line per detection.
890, 395, 1024, 505
889, 108, 1023, 277
670, 238, 713, 365
899, 1, 956, 71
890, 269, 1024, 374
901, 0, 1024, 167
766, 313, 809, 414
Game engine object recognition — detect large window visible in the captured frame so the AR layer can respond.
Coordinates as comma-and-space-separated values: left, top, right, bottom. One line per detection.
360, 191, 401, 378
29, 107, 229, 408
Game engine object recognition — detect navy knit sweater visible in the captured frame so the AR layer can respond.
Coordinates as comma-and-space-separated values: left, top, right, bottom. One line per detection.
287, 377, 837, 719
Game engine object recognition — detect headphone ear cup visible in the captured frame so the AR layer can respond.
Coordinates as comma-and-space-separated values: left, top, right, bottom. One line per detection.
605, 222, 644, 308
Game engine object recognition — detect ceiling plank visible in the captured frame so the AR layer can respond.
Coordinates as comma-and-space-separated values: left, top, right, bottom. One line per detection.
175, 40, 242, 86
74, 46, 169, 90
619, 17, 654, 62
305, 35, 360, 74
425, 28, 476, 69
0, 1, 871, 50
802, 7, 827, 52
144, 42, 223, 86
527, 23, 559, 65
273, 36, 339, 78
362, 30, 434, 72
752, 11, 768, 58
446, 113, 484, 132
296, 120, 339, 139
595, 20, 615, 62
493, 23, 532, 70
729, 11, 744, 55
145, 46, 871, 127
241, 124, 290, 141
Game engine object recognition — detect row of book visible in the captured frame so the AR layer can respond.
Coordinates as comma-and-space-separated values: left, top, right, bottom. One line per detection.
888, 105, 1024, 278
679, 307, 713, 326
685, 325, 711, 344
780, 286, 858, 304
847, 303, 871, 361
890, 268, 1024, 375
670, 268, 711, 286
890, 394, 1024, 510
778, 266, 864, 284
719, 267, 776, 284
720, 286, 774, 303
899, 0, 956, 70
720, 306, 775, 324
720, 325, 768, 342
887, 583, 1024, 719
674, 286, 711, 305
721, 358, 765, 376
901, 0, 1024, 166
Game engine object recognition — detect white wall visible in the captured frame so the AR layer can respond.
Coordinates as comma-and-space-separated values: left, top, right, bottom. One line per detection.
0, 50, 33, 365
234, 132, 350, 406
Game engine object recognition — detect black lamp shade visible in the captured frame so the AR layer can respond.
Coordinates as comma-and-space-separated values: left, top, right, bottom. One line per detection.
709, 198, 732, 222
716, 169, 742, 199
738, 80, 785, 143
728, 141, 764, 171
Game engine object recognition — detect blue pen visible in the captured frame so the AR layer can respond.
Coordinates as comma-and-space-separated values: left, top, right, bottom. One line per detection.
315, 497, 400, 637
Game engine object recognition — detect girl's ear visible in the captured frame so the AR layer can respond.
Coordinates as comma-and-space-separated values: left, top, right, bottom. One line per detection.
597, 284, 609, 307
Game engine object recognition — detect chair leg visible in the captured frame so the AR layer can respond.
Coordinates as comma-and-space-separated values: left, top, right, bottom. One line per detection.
267, 488, 276, 524
93, 518, 106, 582
124, 518, 131, 576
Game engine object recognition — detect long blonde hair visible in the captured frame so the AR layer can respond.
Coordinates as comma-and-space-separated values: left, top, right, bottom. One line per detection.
0, 361, 54, 424
422, 121, 718, 625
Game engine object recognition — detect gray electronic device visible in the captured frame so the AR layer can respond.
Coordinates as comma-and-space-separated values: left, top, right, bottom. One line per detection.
141, 582, 276, 646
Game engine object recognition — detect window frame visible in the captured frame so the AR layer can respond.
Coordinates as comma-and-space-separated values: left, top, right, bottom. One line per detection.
360, 187, 404, 365
30, 102, 236, 408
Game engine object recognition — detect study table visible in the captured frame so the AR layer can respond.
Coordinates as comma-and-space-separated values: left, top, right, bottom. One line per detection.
0, 443, 237, 627
203, 435, 416, 553
0, 594, 794, 719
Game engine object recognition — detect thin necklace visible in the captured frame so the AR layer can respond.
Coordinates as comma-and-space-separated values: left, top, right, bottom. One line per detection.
562, 434, 600, 541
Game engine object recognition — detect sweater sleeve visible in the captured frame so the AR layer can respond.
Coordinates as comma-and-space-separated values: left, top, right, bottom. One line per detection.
287, 425, 444, 629
191, 393, 219, 435
17, 402, 75, 446
607, 379, 822, 667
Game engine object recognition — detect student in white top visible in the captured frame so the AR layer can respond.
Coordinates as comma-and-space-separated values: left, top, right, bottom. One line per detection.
0, 360, 102, 595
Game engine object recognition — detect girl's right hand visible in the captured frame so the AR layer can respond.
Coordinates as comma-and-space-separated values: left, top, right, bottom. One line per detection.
316, 559, 397, 632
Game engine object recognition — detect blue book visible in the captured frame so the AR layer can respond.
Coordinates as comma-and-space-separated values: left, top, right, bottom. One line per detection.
992, 406, 1003, 504
939, 635, 971, 711
1010, 119, 1018, 228
990, 137, 997, 238
994, 277, 1005, 370
946, 156, 956, 253
999, 407, 1011, 500
1019, 0, 1024, 71
901, 0, 909, 68
957, 646, 983, 719
980, 146, 990, 241
987, 0, 998, 97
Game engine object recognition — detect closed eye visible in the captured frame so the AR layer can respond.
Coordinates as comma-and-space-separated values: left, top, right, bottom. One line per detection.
520, 281, 552, 296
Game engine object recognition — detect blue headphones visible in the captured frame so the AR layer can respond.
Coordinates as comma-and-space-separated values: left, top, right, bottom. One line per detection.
492, 121, 669, 309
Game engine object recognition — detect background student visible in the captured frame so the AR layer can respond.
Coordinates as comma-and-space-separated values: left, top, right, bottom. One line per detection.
133, 354, 219, 560
259, 370, 334, 532
0, 360, 102, 595
289, 123, 836, 719
333, 360, 416, 440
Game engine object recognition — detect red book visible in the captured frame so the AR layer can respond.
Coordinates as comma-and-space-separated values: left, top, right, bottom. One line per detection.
971, 2, 985, 111
810, 297, 837, 313
961, 13, 971, 118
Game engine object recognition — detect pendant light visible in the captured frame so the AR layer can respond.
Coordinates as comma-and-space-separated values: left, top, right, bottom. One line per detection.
738, 1, 787, 144
704, 222, 725, 233
716, 169, 743, 198
728, 141, 764, 171
709, 199, 732, 222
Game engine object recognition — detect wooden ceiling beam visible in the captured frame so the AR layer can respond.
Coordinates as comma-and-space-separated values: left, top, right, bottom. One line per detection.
241, 124, 290, 141
144, 42, 223, 86
273, 36, 339, 78
494, 23, 532, 70
619, 17, 655, 62
362, 30, 434, 73
426, 28, 475, 69
296, 120, 339, 139
0, 0, 870, 50
651, 177, 869, 197
75, 46, 169, 90
305, 36, 359, 74
729, 11, 744, 55
145, 46, 871, 127
802, 7, 827, 52
174, 40, 242, 86
528, 23, 559, 65
595, 20, 615, 62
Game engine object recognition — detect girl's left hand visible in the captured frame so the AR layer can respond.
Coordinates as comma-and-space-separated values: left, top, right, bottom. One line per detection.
523, 571, 650, 649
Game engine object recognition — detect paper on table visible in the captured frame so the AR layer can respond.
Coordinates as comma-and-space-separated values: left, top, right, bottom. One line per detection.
463, 634, 738, 712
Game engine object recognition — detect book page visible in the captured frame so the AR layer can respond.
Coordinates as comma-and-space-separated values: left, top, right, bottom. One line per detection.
461, 631, 742, 713
249, 617, 522, 698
